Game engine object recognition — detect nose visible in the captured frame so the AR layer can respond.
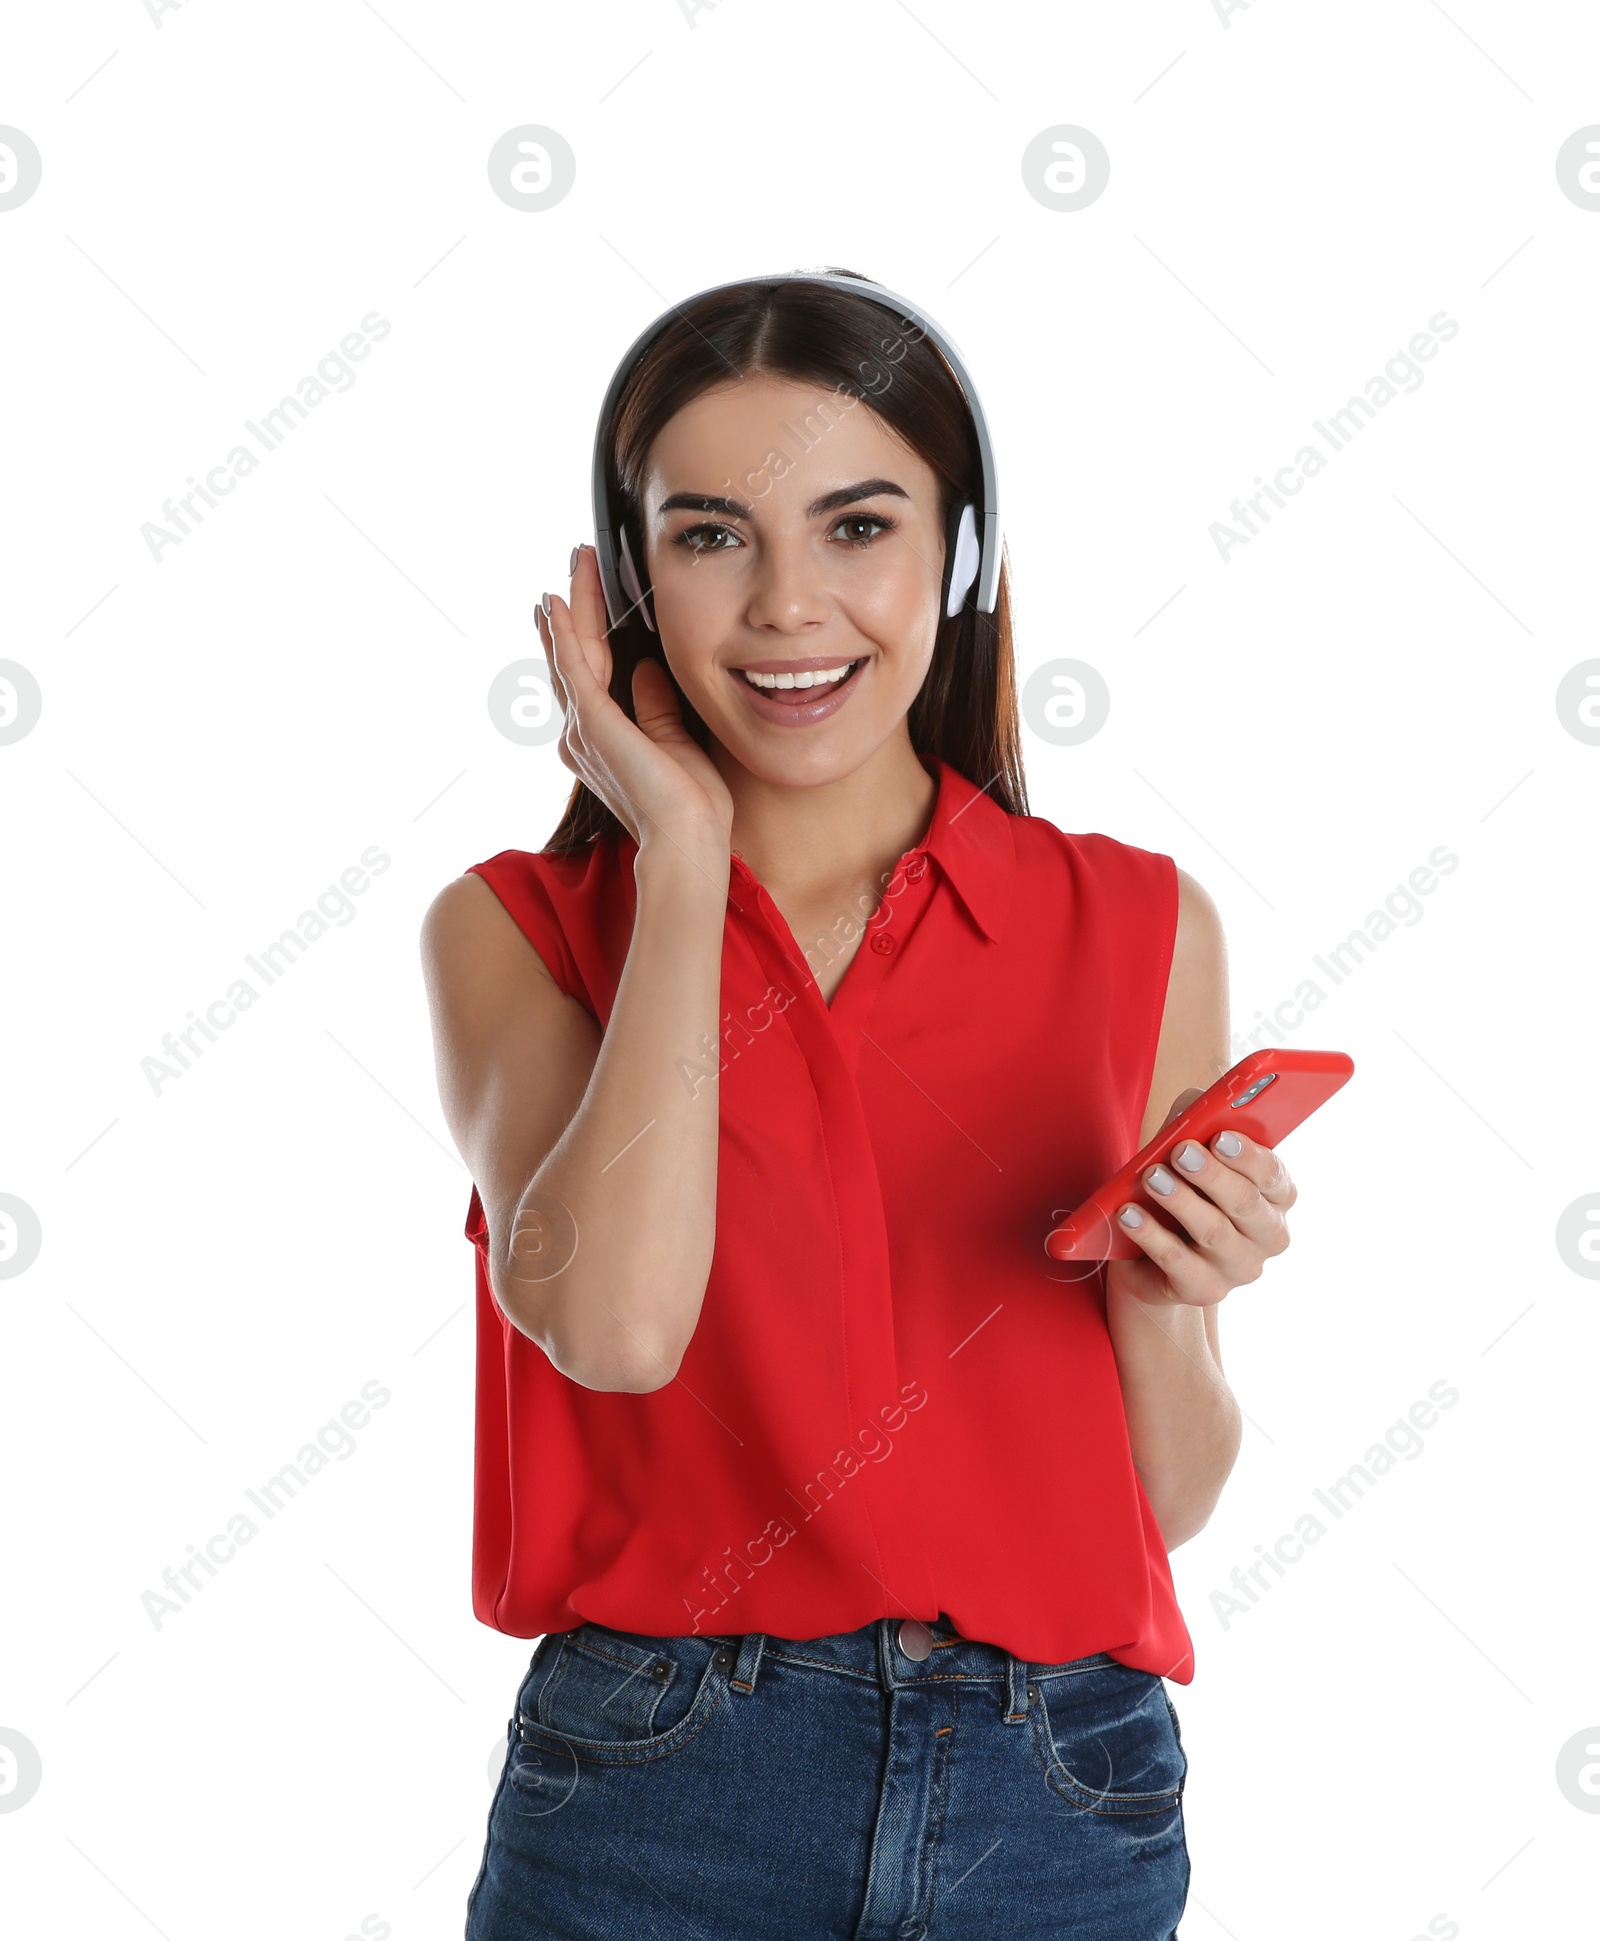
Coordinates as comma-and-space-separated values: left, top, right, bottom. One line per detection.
743, 534, 831, 634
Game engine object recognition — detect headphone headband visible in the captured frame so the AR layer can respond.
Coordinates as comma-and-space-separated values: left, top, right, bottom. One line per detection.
590, 271, 1001, 632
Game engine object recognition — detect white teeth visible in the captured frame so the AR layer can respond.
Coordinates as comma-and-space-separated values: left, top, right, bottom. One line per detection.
740, 661, 857, 691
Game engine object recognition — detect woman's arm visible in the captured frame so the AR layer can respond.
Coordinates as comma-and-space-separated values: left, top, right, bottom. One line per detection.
421, 841, 728, 1396
1103, 868, 1253, 1548
421, 544, 737, 1397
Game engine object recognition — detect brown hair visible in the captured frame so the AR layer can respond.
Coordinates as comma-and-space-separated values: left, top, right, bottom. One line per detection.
544, 267, 1028, 852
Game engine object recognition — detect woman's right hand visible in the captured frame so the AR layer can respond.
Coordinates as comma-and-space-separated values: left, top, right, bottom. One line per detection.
537, 543, 734, 863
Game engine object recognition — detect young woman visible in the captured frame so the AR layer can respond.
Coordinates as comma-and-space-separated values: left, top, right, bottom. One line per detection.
422, 270, 1298, 1940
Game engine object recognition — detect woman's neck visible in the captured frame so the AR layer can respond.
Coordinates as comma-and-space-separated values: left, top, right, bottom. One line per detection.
715, 736, 940, 908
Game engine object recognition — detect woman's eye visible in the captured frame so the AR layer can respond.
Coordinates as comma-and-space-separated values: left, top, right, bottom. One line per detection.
831, 513, 894, 547
674, 522, 742, 554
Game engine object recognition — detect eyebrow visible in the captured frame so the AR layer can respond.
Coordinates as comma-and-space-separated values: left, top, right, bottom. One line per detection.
655, 477, 911, 522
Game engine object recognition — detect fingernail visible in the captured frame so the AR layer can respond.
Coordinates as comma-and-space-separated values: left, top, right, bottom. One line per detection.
1214, 1131, 1243, 1157
569, 546, 579, 575
1146, 1165, 1177, 1196
539, 591, 551, 618
1118, 1204, 1145, 1228
1174, 1141, 1206, 1173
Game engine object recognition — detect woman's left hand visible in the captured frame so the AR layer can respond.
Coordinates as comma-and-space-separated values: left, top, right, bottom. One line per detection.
1105, 1088, 1298, 1308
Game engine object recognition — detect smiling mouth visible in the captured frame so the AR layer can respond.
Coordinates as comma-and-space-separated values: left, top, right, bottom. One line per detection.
732, 658, 864, 697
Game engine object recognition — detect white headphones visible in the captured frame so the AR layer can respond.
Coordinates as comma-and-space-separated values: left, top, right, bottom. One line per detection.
589, 272, 1000, 634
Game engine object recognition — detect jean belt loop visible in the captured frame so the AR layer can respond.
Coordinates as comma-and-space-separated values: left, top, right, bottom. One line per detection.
1003, 1649, 1031, 1725
729, 1631, 766, 1697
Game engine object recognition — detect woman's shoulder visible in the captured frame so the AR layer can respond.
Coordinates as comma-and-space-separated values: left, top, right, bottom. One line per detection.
470, 835, 623, 888
1005, 801, 1176, 886
458, 835, 633, 930
427, 838, 626, 1010
1000, 805, 1215, 950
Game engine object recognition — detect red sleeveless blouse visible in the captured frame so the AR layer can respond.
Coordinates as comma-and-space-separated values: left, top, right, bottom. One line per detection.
463, 756, 1193, 1681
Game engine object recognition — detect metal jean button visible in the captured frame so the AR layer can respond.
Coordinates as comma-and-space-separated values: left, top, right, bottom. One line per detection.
897, 1618, 934, 1661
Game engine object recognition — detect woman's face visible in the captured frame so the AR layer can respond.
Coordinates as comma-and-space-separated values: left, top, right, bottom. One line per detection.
637, 373, 948, 787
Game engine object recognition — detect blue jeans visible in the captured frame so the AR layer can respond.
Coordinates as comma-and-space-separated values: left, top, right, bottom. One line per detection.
466, 1611, 1190, 1939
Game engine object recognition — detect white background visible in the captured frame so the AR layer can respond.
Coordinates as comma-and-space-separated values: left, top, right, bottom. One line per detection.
2, 2, 1597, 1936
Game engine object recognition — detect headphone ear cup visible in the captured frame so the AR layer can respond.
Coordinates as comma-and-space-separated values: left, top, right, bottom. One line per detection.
944, 502, 981, 619
617, 526, 658, 634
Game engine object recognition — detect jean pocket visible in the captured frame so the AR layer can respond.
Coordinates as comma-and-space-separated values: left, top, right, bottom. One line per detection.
512, 1624, 724, 1772
1030, 1662, 1188, 1816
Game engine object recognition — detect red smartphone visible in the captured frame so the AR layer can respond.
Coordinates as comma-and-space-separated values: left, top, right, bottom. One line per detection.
1045, 1048, 1355, 1261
